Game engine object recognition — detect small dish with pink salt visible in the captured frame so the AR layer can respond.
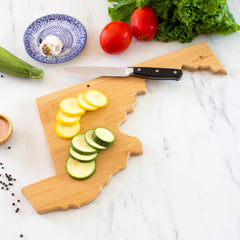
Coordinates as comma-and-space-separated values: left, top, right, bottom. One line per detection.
0, 114, 13, 146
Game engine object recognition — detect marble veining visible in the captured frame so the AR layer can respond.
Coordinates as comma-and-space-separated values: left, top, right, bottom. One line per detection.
0, 0, 240, 239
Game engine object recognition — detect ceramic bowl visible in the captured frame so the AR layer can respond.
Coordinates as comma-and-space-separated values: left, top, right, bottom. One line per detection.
23, 14, 87, 64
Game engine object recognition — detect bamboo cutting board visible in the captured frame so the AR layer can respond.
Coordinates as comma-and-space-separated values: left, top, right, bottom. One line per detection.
22, 42, 227, 214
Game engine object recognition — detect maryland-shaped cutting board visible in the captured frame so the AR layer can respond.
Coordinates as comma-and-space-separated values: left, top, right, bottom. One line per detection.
22, 42, 227, 213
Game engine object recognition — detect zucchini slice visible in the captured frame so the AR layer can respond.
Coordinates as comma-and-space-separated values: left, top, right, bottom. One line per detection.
77, 93, 98, 111
92, 128, 115, 147
56, 110, 81, 125
69, 146, 98, 162
84, 129, 107, 150
60, 97, 86, 116
71, 134, 98, 155
66, 157, 96, 180
55, 122, 81, 139
84, 90, 108, 108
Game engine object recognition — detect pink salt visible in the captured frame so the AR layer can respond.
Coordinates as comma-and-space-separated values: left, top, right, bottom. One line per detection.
0, 118, 9, 139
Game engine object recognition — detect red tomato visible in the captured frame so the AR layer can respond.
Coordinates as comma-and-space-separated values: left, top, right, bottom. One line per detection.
130, 6, 158, 41
100, 21, 132, 54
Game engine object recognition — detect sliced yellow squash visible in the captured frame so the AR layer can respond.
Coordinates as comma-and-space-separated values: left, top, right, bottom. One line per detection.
60, 97, 85, 116
56, 110, 81, 125
84, 90, 108, 108
55, 122, 81, 139
77, 93, 98, 111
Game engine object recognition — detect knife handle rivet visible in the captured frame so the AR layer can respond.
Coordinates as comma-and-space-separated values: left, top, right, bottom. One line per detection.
155, 69, 159, 73
173, 70, 177, 74
137, 68, 141, 71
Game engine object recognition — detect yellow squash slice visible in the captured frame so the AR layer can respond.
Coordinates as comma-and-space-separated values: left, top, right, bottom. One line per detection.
77, 93, 98, 111
60, 97, 85, 116
84, 90, 108, 108
55, 122, 81, 139
56, 110, 81, 125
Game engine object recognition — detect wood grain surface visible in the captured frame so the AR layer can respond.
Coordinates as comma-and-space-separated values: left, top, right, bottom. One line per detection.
22, 42, 227, 214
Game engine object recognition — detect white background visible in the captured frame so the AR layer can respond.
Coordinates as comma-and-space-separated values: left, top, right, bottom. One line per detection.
0, 0, 240, 239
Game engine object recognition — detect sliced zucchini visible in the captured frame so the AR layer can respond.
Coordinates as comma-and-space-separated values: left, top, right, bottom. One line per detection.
55, 122, 81, 139
71, 134, 98, 155
92, 127, 115, 147
77, 93, 98, 111
69, 146, 98, 162
84, 129, 107, 150
56, 110, 81, 125
84, 90, 108, 108
60, 97, 85, 117
66, 157, 96, 180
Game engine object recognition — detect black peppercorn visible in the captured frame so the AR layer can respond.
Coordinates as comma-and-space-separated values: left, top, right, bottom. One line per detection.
17, 199, 20, 202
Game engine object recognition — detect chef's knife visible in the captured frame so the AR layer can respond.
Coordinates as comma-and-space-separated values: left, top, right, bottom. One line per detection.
64, 66, 183, 81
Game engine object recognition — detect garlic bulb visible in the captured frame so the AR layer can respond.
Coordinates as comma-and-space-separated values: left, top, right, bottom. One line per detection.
40, 35, 63, 57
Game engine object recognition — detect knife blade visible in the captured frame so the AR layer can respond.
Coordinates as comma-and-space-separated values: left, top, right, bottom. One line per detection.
64, 66, 183, 81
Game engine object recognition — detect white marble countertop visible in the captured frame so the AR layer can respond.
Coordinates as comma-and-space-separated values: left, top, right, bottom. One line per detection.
0, 0, 240, 239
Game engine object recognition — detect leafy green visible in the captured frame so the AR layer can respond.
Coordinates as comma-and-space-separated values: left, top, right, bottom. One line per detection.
108, 0, 136, 24
108, 0, 240, 43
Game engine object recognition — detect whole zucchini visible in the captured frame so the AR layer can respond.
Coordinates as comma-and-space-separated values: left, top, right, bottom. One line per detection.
0, 47, 44, 79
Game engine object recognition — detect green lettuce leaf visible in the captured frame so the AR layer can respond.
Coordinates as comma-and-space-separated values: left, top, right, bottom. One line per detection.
136, 0, 150, 8
108, 0, 136, 24
108, 0, 240, 43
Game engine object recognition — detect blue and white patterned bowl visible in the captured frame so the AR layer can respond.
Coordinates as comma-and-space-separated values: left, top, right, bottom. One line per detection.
23, 14, 87, 64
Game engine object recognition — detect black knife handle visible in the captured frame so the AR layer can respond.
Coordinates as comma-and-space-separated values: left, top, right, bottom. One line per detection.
132, 67, 183, 81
